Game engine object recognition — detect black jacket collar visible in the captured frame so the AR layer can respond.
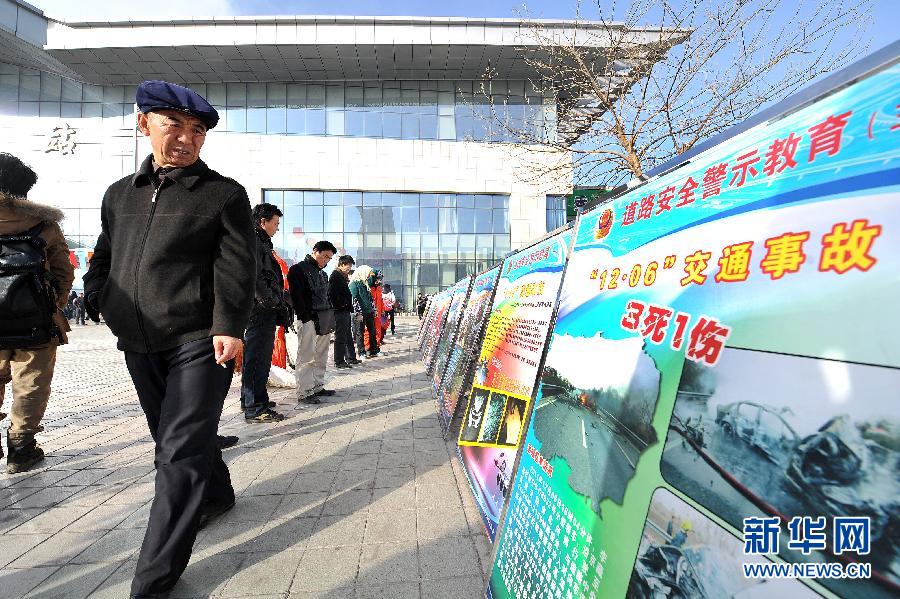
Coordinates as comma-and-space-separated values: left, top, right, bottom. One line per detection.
131, 154, 208, 190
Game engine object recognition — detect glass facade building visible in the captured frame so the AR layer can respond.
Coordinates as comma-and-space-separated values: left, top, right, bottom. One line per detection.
263, 190, 511, 304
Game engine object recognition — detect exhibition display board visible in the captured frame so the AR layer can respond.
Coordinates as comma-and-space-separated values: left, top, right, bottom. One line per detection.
429, 276, 474, 380
436, 265, 503, 436
487, 56, 900, 598
419, 289, 452, 372
457, 230, 574, 540
417, 295, 438, 349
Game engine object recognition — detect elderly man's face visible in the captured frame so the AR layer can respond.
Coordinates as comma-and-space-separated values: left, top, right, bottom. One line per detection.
137, 109, 207, 168
259, 215, 280, 238
312, 249, 334, 269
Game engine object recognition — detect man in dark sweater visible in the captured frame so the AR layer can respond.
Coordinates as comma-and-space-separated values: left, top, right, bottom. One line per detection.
287, 240, 337, 403
328, 254, 360, 369
241, 202, 290, 423
83, 81, 254, 599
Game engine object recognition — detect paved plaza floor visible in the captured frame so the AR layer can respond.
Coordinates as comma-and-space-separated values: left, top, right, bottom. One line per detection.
1, 317, 492, 598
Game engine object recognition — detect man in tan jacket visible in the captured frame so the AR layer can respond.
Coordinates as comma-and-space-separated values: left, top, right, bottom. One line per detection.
0, 152, 74, 474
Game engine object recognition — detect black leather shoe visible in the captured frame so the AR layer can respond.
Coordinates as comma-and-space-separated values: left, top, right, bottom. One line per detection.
217, 435, 239, 449
336, 362, 352, 369
198, 499, 235, 529
314, 389, 336, 397
347, 359, 362, 365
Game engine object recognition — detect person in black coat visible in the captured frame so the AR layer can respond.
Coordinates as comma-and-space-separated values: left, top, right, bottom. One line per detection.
240, 202, 291, 423
328, 254, 360, 368
82, 81, 255, 599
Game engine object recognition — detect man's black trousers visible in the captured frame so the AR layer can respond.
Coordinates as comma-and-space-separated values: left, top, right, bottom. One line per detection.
240, 308, 276, 417
124, 337, 235, 598
333, 310, 357, 364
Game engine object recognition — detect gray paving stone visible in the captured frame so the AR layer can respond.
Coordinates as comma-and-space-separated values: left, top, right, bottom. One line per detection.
416, 483, 462, 509
71, 527, 145, 564
355, 581, 420, 598
307, 513, 368, 548
220, 550, 304, 597
8, 504, 94, 534
67, 502, 144, 532
244, 517, 317, 552
373, 466, 415, 489
23, 561, 121, 599
84, 559, 136, 599
418, 536, 481, 581
272, 491, 328, 519
290, 545, 361, 592
8, 531, 97, 567
357, 540, 420, 584
322, 488, 373, 515
364, 509, 417, 544
0, 533, 53, 567
170, 551, 244, 598
420, 574, 487, 598
0, 507, 43, 533
0, 566, 58, 597
417, 507, 470, 540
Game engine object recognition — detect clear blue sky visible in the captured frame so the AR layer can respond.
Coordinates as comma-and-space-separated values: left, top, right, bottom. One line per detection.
29, 0, 900, 53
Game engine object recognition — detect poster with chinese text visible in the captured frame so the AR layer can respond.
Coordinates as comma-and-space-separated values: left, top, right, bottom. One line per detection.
488, 58, 900, 599
458, 230, 574, 540
436, 266, 502, 436
420, 290, 453, 372
429, 276, 473, 382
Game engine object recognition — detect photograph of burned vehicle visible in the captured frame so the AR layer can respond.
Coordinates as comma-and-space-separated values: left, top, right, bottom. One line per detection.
629, 544, 706, 599
661, 350, 900, 597
715, 401, 798, 462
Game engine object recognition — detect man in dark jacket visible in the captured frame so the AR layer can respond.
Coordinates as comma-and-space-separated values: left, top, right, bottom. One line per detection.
287, 240, 337, 403
328, 254, 360, 369
82, 81, 255, 599
241, 202, 289, 423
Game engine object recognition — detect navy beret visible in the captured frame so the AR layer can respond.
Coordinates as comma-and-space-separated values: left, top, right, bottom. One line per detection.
136, 80, 219, 130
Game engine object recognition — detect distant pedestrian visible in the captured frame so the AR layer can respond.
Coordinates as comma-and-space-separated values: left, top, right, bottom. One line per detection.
288, 240, 338, 404
329, 254, 360, 369
66, 290, 77, 320
74, 292, 86, 325
417, 292, 428, 319
350, 265, 379, 358
0, 152, 75, 474
241, 202, 291, 423
383, 283, 397, 335
370, 271, 386, 346
82, 81, 254, 597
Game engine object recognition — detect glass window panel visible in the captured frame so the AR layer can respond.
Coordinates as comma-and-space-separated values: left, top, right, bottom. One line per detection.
381, 192, 402, 206
102, 85, 124, 103
226, 83, 246, 106
40, 72, 61, 101
439, 208, 457, 234
267, 107, 286, 133
362, 207, 382, 232
303, 205, 324, 231
303, 190, 323, 205
326, 109, 344, 135
457, 208, 475, 234
401, 232, 420, 254
344, 206, 362, 233
286, 107, 306, 134
344, 191, 362, 205
264, 190, 284, 204
206, 83, 225, 105
306, 109, 326, 134
438, 91, 454, 116
475, 209, 493, 234
401, 206, 419, 233
345, 85, 363, 108
287, 83, 306, 107
420, 114, 437, 139
383, 233, 401, 257
324, 191, 342, 205
326, 84, 344, 108
476, 234, 494, 259
61, 102, 80, 118
364, 111, 382, 137
492, 195, 509, 209
383, 113, 401, 138
19, 74, 39, 101
420, 194, 439, 208
438, 115, 455, 140
438, 194, 455, 209
267, 82, 286, 107
400, 86, 418, 112
343, 233, 362, 257
420, 207, 438, 233
365, 234, 383, 259
458, 194, 475, 208
441, 263, 457, 285
364, 84, 382, 107
383, 82, 401, 108
0, 101, 16, 116
246, 107, 266, 132
345, 111, 364, 136
362, 192, 380, 206
247, 83, 266, 107
418, 262, 439, 285
494, 234, 511, 256
421, 234, 439, 259
82, 103, 101, 120
39, 101, 59, 117
419, 90, 438, 114
306, 84, 325, 108
0, 74, 18, 101
458, 234, 476, 260
400, 113, 418, 139
385, 207, 402, 233
225, 107, 245, 132
324, 206, 343, 231
285, 190, 303, 207
493, 208, 509, 233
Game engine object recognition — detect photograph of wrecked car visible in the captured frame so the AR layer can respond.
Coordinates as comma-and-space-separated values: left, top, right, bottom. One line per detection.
661, 349, 900, 598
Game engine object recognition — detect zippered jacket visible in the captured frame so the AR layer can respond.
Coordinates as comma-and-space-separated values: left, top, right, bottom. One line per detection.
83, 155, 256, 353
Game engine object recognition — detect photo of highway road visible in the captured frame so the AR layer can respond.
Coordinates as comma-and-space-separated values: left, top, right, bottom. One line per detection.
627, 488, 821, 599
661, 348, 900, 599
533, 334, 661, 512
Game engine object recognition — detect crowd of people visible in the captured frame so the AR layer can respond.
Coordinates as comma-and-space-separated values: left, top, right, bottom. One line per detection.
0, 80, 405, 598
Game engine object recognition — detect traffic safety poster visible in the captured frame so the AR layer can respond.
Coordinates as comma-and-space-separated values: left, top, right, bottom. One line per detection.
488, 61, 900, 598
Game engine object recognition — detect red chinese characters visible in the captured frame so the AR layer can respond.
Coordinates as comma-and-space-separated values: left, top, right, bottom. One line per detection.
819, 219, 882, 274
702, 163, 729, 199
637, 194, 655, 220
730, 150, 760, 187
808, 110, 852, 162
620, 301, 731, 366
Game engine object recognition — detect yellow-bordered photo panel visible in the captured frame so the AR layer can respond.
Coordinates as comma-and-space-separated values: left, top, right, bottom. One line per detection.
459, 384, 530, 448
